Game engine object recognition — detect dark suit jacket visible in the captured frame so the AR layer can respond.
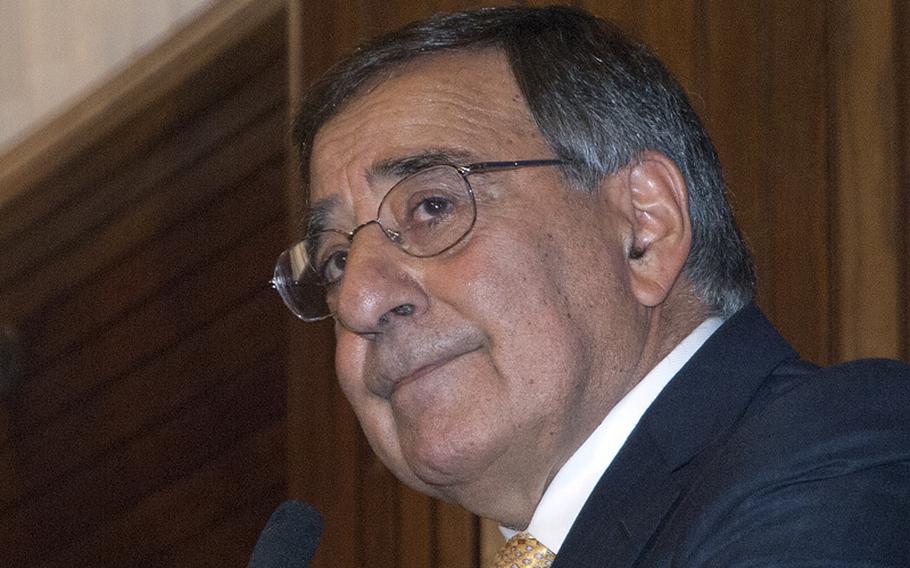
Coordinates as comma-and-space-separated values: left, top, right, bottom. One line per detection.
554, 304, 910, 567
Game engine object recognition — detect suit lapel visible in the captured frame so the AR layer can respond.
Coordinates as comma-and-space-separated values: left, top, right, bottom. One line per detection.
553, 305, 798, 568
553, 427, 680, 568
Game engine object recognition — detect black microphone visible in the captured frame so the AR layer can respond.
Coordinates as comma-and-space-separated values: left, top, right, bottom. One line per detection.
247, 501, 323, 568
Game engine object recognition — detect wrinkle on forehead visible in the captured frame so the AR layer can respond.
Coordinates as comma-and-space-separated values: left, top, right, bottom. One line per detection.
307, 50, 551, 223
366, 148, 478, 183
305, 148, 478, 235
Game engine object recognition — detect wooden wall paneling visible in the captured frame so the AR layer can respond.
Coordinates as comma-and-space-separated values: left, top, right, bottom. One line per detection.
0, 406, 8, 450
288, 317, 361, 568
0, 1, 293, 566
353, 0, 515, 36
354, 1, 431, 37
162, 482, 286, 568
696, 1, 769, 310
4, 105, 287, 428
337, 0, 508, 41
2, 349, 285, 565
897, 0, 910, 362
0, 288, 284, 509
0, 161, 281, 475
321, 388, 364, 568
583, 0, 697, 90
360, 437, 399, 566
8, 210, 285, 432
290, 0, 361, 96
3, 114, 289, 564
429, 0, 507, 12
0, 57, 287, 325
398, 488, 433, 566
434, 499, 478, 567
828, 2, 902, 360
759, 1, 831, 365
35, 420, 286, 568
0, 0, 287, 233
479, 513, 503, 568
693, 1, 831, 364
23, 155, 287, 374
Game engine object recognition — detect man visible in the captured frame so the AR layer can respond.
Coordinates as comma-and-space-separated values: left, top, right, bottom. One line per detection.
272, 5, 910, 566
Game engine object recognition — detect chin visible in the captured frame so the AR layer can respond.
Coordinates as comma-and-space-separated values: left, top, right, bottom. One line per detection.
370, 447, 466, 503
399, 425, 505, 492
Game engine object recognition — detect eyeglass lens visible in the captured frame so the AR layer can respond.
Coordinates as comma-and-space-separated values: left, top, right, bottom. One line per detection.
273, 165, 477, 321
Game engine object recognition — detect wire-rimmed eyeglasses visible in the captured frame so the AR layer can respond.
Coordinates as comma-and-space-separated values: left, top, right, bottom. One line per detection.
271, 159, 567, 321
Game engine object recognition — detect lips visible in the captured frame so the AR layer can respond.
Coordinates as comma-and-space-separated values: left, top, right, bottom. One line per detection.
389, 349, 476, 395
368, 331, 485, 399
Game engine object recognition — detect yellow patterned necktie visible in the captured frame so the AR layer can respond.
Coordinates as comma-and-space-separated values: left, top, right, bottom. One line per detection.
492, 531, 556, 567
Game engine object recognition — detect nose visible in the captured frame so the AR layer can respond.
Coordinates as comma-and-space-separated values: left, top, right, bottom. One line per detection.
332, 224, 426, 334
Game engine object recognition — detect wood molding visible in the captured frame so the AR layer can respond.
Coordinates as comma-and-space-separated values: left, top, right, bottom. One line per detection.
0, 0, 287, 211
829, 2, 902, 360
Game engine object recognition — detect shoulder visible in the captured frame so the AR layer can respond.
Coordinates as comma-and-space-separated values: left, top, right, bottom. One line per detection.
751, 357, 910, 446
712, 356, 910, 492
672, 358, 910, 565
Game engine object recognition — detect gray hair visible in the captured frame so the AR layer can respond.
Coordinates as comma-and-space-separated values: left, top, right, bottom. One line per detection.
293, 5, 755, 316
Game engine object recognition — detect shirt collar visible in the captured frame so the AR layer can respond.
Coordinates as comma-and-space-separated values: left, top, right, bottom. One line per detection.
500, 317, 725, 552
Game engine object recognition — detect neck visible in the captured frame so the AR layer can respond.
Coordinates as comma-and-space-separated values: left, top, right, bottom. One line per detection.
639, 289, 710, 376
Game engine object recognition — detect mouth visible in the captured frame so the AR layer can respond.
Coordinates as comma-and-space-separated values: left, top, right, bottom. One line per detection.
379, 345, 482, 399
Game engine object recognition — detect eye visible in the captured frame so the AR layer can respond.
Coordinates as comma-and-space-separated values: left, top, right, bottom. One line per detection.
413, 195, 454, 222
381, 165, 471, 248
308, 229, 351, 286
403, 187, 461, 228
318, 249, 347, 286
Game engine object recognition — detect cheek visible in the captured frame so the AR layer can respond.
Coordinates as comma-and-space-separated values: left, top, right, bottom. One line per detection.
452, 230, 573, 319
333, 332, 406, 431
333, 337, 400, 455
333, 334, 448, 497
439, 232, 584, 375
333, 333, 372, 405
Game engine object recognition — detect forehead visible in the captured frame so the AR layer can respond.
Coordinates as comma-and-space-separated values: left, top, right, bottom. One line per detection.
308, 50, 553, 206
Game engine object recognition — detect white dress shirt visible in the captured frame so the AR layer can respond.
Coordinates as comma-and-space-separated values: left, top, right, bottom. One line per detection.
501, 317, 724, 552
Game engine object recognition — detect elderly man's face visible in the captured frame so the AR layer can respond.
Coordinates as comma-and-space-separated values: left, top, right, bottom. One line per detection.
308, 50, 647, 522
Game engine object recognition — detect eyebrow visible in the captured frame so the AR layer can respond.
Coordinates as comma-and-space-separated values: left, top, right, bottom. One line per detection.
302, 195, 339, 237
304, 147, 479, 235
366, 148, 478, 182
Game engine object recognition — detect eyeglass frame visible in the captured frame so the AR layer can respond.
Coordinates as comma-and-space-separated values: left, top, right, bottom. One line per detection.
272, 158, 569, 321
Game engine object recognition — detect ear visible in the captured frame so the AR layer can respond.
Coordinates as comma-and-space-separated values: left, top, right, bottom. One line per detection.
624, 151, 692, 307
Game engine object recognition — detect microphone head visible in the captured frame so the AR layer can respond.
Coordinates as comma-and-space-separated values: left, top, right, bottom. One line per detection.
247, 501, 323, 568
